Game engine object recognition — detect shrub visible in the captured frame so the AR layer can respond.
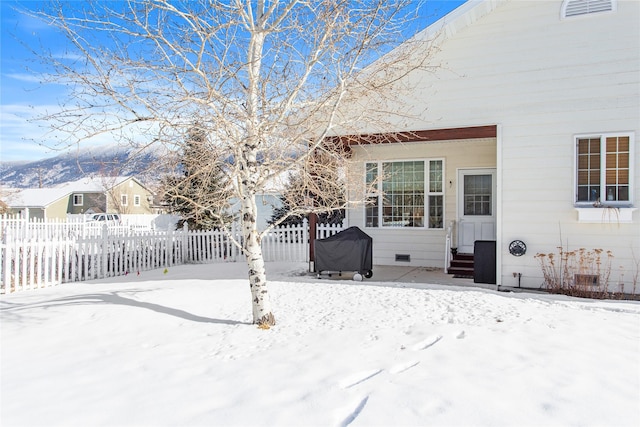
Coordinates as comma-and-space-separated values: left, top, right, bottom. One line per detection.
535, 247, 623, 299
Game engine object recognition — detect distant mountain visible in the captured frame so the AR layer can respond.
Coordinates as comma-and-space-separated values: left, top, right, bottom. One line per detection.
0, 145, 171, 189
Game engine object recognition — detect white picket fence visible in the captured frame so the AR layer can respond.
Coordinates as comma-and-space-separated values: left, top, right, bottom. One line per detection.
0, 218, 344, 294
0, 214, 179, 240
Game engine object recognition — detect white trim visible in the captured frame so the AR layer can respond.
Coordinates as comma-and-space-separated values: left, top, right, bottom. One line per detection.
363, 158, 445, 230
575, 207, 636, 223
456, 167, 497, 254
573, 131, 635, 207
72, 194, 83, 206
495, 124, 503, 288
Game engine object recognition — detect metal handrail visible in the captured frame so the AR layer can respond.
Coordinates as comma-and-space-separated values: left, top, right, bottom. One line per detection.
444, 220, 456, 273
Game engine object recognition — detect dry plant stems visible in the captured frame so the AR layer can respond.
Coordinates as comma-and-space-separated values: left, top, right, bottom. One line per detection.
631, 248, 640, 296
534, 247, 637, 299
26, 1, 441, 326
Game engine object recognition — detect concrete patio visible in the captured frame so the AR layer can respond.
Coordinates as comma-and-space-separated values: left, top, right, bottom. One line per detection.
313, 265, 546, 295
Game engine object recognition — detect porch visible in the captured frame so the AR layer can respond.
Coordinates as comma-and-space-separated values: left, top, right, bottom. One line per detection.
311, 264, 544, 295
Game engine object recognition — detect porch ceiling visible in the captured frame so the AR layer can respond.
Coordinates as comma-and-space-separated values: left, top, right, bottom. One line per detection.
333, 125, 497, 149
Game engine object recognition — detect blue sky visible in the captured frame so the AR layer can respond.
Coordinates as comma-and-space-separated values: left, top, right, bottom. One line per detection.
0, 0, 468, 163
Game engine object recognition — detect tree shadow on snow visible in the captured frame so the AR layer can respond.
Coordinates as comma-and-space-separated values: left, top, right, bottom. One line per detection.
1, 292, 251, 326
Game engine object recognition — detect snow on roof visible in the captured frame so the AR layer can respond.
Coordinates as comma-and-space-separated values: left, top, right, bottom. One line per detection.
7, 187, 73, 208
414, 0, 509, 45
54, 176, 132, 193
7, 176, 135, 208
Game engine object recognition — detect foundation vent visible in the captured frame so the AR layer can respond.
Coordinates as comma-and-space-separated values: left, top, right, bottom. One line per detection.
575, 274, 599, 287
395, 254, 411, 262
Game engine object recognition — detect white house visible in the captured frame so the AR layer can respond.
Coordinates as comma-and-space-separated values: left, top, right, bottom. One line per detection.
334, 0, 639, 292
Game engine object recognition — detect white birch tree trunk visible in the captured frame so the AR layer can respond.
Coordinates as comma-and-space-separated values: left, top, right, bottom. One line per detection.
242, 27, 275, 326
240, 192, 274, 326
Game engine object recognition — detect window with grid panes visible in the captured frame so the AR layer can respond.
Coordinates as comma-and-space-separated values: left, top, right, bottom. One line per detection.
365, 160, 444, 228
576, 134, 632, 205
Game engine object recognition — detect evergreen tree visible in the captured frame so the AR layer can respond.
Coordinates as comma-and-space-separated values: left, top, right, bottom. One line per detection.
270, 167, 345, 227
162, 125, 231, 230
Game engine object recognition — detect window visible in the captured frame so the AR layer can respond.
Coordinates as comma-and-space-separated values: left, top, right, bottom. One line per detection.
365, 159, 444, 228
134, 195, 141, 206
464, 175, 492, 215
121, 194, 128, 206
561, 0, 615, 19
73, 194, 83, 206
576, 133, 633, 205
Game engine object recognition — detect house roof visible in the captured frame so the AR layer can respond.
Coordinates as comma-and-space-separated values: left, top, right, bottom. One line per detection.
7, 187, 72, 209
7, 176, 150, 208
414, 0, 508, 44
54, 176, 134, 193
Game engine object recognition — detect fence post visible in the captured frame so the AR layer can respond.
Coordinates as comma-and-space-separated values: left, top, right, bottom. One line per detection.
28, 237, 36, 290
232, 222, 238, 262
302, 218, 309, 264
309, 214, 318, 271
181, 223, 188, 264
167, 226, 173, 267
100, 224, 108, 279
1, 228, 11, 294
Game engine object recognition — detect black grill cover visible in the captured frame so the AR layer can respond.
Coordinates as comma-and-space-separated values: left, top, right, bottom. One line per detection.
315, 226, 372, 273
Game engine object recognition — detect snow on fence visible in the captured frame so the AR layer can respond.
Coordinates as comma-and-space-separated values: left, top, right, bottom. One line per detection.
0, 214, 181, 240
1, 218, 343, 294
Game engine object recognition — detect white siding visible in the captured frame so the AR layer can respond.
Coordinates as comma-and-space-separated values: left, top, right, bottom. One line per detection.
344, 0, 640, 290
349, 138, 496, 267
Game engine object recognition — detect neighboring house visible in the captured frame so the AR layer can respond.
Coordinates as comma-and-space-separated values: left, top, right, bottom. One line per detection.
332, 0, 639, 291
6, 176, 154, 219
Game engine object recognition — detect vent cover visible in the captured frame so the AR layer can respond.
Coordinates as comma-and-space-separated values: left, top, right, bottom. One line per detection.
562, 0, 615, 18
575, 274, 599, 287
395, 254, 411, 262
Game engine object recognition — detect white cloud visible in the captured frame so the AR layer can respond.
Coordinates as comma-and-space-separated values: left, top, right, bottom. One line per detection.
3, 73, 43, 83
51, 52, 84, 61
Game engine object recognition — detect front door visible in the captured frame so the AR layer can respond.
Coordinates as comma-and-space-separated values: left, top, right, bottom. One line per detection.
457, 169, 496, 254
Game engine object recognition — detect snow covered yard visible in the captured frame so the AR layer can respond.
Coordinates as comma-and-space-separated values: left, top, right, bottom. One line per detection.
1, 262, 639, 427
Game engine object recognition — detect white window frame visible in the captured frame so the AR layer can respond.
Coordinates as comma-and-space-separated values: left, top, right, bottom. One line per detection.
134, 195, 141, 206
121, 194, 128, 206
364, 158, 445, 229
574, 132, 634, 207
72, 194, 83, 206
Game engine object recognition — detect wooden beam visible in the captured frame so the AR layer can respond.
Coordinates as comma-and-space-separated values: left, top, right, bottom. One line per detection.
331, 125, 497, 148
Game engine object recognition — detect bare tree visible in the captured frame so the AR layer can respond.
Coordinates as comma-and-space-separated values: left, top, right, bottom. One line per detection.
27, 1, 438, 326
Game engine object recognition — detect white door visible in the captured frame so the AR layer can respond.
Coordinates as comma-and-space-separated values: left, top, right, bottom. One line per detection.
457, 169, 496, 254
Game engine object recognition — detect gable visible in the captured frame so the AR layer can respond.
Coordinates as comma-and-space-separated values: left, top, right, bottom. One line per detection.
562, 0, 616, 18
333, 0, 637, 137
